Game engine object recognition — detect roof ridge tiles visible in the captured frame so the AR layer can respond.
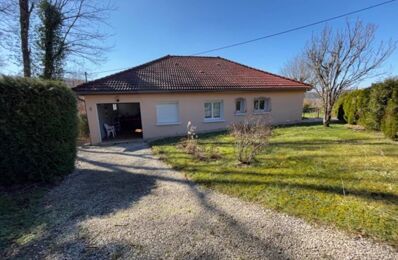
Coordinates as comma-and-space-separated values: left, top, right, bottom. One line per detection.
73, 55, 312, 94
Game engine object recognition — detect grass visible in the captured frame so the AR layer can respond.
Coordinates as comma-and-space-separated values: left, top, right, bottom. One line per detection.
0, 185, 50, 252
152, 124, 398, 246
302, 110, 323, 119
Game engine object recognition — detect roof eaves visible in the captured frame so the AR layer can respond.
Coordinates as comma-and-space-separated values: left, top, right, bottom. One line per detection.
72, 55, 173, 90
74, 86, 310, 95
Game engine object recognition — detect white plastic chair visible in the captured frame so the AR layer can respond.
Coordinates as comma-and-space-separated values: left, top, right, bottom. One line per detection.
104, 123, 116, 138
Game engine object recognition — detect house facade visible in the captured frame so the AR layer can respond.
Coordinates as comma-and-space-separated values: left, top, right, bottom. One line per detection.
73, 55, 310, 144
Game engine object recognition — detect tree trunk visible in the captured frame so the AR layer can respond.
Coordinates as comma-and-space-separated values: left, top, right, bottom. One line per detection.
323, 105, 332, 127
19, 0, 31, 77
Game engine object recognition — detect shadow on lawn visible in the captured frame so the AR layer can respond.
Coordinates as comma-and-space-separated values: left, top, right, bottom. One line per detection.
6, 144, 292, 259
195, 178, 398, 205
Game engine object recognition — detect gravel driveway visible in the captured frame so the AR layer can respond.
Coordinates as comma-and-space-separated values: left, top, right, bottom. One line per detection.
7, 142, 397, 259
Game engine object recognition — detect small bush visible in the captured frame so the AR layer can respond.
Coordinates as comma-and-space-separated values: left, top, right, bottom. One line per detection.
303, 102, 312, 113
78, 114, 90, 138
0, 77, 78, 185
179, 121, 222, 161
230, 116, 271, 164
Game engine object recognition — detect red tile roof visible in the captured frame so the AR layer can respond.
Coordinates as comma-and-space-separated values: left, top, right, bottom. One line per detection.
73, 55, 311, 94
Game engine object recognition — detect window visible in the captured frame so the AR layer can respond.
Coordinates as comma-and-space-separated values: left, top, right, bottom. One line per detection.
204, 101, 224, 121
235, 98, 246, 114
156, 102, 179, 125
254, 97, 271, 112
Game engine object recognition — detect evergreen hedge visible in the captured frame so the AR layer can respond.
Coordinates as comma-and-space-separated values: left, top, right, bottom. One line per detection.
334, 78, 398, 140
381, 88, 398, 140
0, 77, 78, 185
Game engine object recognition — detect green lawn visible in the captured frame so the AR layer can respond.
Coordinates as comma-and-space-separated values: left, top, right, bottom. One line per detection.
0, 185, 49, 252
152, 124, 398, 246
302, 110, 323, 119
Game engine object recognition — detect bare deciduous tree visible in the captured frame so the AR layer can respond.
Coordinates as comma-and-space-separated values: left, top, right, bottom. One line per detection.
0, 1, 12, 14
19, 0, 35, 77
35, 0, 113, 79
51, 0, 112, 65
1, 0, 112, 77
303, 21, 394, 127
280, 54, 314, 84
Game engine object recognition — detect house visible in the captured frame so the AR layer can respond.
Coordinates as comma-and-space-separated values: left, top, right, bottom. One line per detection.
73, 55, 310, 144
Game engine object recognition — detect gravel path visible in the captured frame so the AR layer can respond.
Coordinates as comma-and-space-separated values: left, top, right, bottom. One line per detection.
7, 143, 397, 259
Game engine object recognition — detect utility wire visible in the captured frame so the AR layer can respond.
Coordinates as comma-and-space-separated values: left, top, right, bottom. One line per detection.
88, 0, 396, 75
192, 0, 397, 55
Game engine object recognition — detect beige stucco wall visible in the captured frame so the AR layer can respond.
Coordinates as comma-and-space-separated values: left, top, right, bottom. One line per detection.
82, 90, 305, 144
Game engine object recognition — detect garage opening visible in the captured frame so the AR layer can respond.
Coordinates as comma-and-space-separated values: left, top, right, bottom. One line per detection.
97, 103, 143, 141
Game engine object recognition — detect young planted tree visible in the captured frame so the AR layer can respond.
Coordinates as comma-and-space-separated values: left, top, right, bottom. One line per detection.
282, 21, 395, 127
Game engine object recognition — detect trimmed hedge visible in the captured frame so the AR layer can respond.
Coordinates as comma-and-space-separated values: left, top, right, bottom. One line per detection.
0, 77, 78, 185
381, 88, 398, 139
334, 78, 398, 140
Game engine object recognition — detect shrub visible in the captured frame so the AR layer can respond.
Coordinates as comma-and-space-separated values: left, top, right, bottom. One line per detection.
342, 90, 366, 125
78, 114, 90, 138
381, 89, 398, 140
303, 102, 312, 113
180, 121, 203, 158
230, 116, 271, 164
356, 88, 371, 127
0, 77, 78, 185
179, 121, 221, 161
333, 78, 397, 140
366, 80, 395, 130
334, 93, 347, 122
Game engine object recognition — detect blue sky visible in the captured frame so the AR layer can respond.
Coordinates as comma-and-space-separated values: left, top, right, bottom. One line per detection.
4, 0, 398, 86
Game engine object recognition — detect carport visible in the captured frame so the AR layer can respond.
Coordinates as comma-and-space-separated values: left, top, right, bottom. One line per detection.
97, 103, 143, 141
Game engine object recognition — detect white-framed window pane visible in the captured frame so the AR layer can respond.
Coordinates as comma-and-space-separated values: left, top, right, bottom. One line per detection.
156, 102, 179, 124
204, 101, 223, 120
259, 99, 265, 110
236, 99, 245, 113
254, 98, 271, 112
254, 100, 259, 110
264, 98, 270, 112
213, 102, 221, 118
236, 100, 241, 112
204, 103, 212, 118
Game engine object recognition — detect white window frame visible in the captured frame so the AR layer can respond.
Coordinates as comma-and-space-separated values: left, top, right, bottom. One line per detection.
156, 101, 180, 126
253, 97, 271, 113
204, 100, 224, 122
235, 98, 246, 115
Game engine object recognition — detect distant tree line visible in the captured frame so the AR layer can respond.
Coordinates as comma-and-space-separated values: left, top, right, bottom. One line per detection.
334, 78, 398, 140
